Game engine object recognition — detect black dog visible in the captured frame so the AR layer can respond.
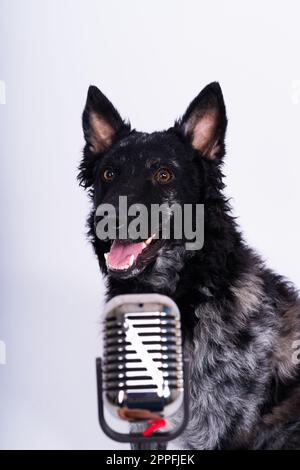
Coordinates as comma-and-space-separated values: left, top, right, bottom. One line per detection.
79, 83, 300, 449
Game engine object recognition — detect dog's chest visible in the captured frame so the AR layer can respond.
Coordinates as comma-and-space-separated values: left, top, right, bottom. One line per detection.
179, 301, 274, 449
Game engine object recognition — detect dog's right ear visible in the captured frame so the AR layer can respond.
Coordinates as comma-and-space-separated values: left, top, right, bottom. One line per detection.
79, 86, 130, 188
82, 85, 129, 154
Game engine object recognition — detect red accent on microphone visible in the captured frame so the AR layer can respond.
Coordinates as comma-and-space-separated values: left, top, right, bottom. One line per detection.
142, 418, 166, 437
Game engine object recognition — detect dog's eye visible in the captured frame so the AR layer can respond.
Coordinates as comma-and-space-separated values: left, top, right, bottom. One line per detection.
153, 168, 174, 184
101, 168, 115, 182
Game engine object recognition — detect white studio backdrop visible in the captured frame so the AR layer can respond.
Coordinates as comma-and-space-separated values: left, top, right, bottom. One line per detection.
0, 0, 300, 450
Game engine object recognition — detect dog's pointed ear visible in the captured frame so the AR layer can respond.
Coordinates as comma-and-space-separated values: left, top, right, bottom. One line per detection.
82, 85, 129, 154
178, 82, 227, 160
79, 86, 130, 188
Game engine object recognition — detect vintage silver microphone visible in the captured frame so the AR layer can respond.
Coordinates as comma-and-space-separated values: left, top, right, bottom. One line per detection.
96, 294, 189, 448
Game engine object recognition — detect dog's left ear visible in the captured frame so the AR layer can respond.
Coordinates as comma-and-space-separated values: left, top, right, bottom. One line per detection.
179, 82, 227, 160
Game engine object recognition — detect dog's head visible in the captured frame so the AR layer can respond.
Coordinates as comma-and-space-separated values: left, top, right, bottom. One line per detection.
79, 83, 228, 293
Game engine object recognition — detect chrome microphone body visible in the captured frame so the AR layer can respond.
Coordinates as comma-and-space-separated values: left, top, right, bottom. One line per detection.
102, 294, 184, 420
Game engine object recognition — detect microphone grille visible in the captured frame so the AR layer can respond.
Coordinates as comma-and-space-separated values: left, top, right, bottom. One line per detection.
103, 304, 184, 408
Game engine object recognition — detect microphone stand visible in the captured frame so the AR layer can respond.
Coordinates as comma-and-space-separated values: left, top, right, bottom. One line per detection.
129, 422, 167, 450
131, 440, 167, 450
96, 358, 189, 450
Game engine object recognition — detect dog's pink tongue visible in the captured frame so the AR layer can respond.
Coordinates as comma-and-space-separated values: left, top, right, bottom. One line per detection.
107, 240, 144, 268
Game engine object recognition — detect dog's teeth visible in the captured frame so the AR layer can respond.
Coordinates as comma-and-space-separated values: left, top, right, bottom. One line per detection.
145, 234, 156, 245
104, 253, 108, 261
142, 242, 147, 249
106, 259, 133, 271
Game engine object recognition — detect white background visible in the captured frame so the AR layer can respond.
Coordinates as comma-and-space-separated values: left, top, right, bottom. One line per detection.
0, 0, 300, 450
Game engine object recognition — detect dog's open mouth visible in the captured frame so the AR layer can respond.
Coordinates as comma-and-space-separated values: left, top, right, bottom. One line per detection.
104, 235, 163, 276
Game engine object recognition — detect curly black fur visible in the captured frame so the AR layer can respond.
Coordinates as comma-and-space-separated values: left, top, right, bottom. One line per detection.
78, 82, 300, 449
